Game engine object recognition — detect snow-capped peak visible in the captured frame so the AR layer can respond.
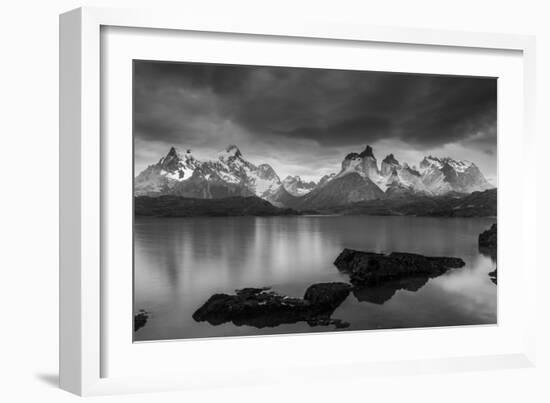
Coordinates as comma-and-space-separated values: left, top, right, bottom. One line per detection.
418, 155, 491, 194
359, 145, 375, 159
218, 144, 243, 161
157, 146, 199, 182
420, 156, 474, 173
420, 155, 444, 170
159, 146, 180, 164
135, 144, 493, 202
337, 145, 386, 189
441, 158, 473, 173
166, 146, 178, 156
282, 175, 316, 196
283, 175, 300, 184
381, 153, 401, 176
344, 145, 376, 162
382, 154, 399, 165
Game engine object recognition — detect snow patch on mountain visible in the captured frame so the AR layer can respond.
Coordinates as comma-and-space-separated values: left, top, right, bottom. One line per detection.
134, 147, 201, 196
282, 176, 317, 196
135, 144, 284, 200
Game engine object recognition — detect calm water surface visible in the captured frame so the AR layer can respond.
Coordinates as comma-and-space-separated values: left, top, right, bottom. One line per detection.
134, 216, 497, 341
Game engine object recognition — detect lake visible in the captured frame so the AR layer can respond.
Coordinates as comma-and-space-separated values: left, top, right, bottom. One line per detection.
134, 215, 497, 341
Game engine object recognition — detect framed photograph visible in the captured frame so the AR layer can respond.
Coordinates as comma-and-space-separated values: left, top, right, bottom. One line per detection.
60, 7, 537, 396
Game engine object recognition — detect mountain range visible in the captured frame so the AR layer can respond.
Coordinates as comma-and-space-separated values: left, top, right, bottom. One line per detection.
135, 144, 494, 211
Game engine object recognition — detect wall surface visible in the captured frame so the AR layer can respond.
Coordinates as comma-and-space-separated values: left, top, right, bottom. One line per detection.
0, 0, 548, 402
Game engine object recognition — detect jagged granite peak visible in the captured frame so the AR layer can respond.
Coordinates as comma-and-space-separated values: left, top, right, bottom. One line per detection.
159, 146, 179, 164
227, 144, 242, 156
418, 155, 492, 194
383, 163, 432, 198
345, 145, 375, 161
336, 146, 492, 197
385, 167, 399, 184
135, 144, 495, 208
282, 175, 298, 186
134, 146, 201, 196
344, 152, 360, 160
381, 153, 401, 177
420, 155, 473, 172
419, 156, 442, 170
359, 145, 375, 159
338, 145, 385, 190
134, 144, 283, 200
218, 144, 244, 163
282, 175, 317, 197
404, 165, 421, 177
382, 154, 399, 165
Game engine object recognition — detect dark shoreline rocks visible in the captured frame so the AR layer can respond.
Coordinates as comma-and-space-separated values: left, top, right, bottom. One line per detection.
478, 224, 497, 249
478, 224, 497, 285
192, 283, 351, 329
488, 268, 497, 285
334, 249, 465, 287
134, 309, 149, 332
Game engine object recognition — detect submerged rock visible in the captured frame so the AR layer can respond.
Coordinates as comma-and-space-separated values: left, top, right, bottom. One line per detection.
334, 248, 465, 287
478, 224, 497, 249
192, 283, 351, 329
134, 309, 149, 332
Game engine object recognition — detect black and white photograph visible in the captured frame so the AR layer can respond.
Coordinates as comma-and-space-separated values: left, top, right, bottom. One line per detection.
132, 60, 497, 341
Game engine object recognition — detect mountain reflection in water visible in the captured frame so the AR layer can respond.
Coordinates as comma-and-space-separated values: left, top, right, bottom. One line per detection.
134, 215, 497, 341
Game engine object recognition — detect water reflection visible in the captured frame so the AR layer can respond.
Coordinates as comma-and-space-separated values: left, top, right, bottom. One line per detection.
478, 246, 497, 285
352, 276, 430, 304
479, 246, 497, 263
134, 215, 497, 341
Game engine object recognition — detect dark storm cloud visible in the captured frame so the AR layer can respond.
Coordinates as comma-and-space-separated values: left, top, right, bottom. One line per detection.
133, 60, 497, 181
134, 61, 496, 150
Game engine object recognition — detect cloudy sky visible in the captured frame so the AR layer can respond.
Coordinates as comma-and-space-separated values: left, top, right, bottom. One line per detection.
134, 60, 497, 184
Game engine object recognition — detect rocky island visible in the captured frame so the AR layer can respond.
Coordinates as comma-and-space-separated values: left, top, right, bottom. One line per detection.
192, 283, 352, 329
334, 249, 465, 286
134, 309, 149, 332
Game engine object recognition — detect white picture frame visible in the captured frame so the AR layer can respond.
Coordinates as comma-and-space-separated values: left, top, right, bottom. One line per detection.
59, 6, 537, 396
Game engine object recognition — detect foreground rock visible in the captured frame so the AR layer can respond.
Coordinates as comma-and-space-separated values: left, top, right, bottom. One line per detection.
478, 224, 497, 285
193, 283, 351, 329
488, 268, 497, 285
478, 224, 497, 249
134, 309, 149, 332
334, 249, 465, 286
